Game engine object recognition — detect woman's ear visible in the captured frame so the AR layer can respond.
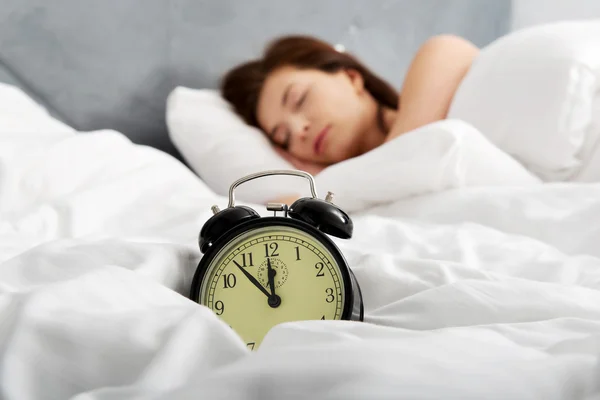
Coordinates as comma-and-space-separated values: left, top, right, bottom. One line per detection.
344, 68, 365, 94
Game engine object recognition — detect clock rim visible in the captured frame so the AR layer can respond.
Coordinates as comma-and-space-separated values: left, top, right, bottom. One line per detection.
189, 216, 360, 321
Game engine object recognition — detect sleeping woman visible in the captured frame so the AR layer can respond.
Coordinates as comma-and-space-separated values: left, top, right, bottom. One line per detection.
221, 34, 479, 202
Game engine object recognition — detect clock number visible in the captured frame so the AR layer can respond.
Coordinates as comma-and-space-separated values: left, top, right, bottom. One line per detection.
242, 252, 254, 267
233, 253, 254, 269
264, 242, 279, 257
246, 342, 255, 350
325, 288, 335, 303
321, 315, 326, 320
222, 273, 237, 289
315, 262, 325, 277
235, 252, 253, 267
215, 300, 225, 315
295, 246, 301, 261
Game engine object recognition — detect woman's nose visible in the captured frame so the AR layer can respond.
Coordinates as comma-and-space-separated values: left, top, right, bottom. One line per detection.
294, 121, 310, 140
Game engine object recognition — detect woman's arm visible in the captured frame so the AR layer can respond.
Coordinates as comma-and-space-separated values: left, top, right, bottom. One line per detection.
386, 34, 479, 142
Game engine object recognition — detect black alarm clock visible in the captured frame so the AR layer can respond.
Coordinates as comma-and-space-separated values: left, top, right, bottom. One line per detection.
190, 170, 363, 350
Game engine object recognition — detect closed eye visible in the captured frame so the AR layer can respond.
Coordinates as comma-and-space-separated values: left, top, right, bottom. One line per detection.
273, 130, 291, 150
282, 131, 291, 150
296, 91, 308, 109
271, 127, 291, 150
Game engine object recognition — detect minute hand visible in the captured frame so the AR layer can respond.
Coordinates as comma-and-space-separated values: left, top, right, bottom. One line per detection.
233, 260, 270, 298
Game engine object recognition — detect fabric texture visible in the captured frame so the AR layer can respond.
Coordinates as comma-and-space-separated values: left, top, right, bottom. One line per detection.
2, 85, 600, 399
448, 19, 600, 182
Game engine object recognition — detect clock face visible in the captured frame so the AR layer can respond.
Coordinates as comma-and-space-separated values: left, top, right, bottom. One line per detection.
197, 224, 346, 350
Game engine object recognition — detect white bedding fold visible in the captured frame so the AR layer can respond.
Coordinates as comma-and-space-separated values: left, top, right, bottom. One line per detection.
2, 88, 600, 399
315, 119, 541, 213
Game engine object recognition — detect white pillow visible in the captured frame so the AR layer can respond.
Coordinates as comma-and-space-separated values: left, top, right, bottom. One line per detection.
166, 87, 312, 204
315, 119, 541, 213
448, 19, 600, 182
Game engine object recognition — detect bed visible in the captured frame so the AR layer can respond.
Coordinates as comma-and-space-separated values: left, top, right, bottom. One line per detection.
3, 2, 600, 399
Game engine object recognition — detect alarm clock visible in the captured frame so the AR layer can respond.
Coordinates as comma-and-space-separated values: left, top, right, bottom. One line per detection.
190, 170, 363, 350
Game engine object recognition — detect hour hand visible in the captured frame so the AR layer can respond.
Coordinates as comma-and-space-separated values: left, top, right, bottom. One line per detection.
266, 258, 281, 308
267, 258, 277, 297
233, 260, 270, 298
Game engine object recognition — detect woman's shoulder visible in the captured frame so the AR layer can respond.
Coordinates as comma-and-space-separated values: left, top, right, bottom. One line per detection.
385, 35, 479, 140
415, 34, 479, 55
405, 35, 480, 79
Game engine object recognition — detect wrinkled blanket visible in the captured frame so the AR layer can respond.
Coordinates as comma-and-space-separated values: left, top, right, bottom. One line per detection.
1, 85, 600, 400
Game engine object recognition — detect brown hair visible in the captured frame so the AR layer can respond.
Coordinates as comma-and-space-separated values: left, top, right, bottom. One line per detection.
220, 35, 399, 130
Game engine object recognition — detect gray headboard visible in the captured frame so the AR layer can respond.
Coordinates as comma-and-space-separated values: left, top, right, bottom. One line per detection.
0, 0, 512, 159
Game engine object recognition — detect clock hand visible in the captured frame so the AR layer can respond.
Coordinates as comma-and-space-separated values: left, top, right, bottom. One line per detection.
266, 258, 281, 308
267, 258, 277, 297
233, 260, 270, 298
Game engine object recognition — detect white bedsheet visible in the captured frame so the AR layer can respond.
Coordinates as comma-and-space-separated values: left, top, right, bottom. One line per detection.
2, 90, 600, 399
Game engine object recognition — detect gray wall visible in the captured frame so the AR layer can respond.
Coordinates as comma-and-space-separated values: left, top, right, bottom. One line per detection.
0, 0, 512, 158
511, 0, 600, 31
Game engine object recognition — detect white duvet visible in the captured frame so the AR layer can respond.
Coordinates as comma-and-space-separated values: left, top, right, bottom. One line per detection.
2, 84, 600, 400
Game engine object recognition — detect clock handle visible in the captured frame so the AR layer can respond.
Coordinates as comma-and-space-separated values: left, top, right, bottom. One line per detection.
227, 169, 318, 208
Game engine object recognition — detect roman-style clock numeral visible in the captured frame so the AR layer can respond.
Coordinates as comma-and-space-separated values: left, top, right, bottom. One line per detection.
321, 315, 325, 320
295, 246, 301, 261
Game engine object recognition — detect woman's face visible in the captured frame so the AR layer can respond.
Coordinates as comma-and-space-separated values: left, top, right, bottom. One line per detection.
256, 66, 376, 165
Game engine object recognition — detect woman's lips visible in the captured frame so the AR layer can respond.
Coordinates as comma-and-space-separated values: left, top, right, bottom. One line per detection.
313, 125, 331, 155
